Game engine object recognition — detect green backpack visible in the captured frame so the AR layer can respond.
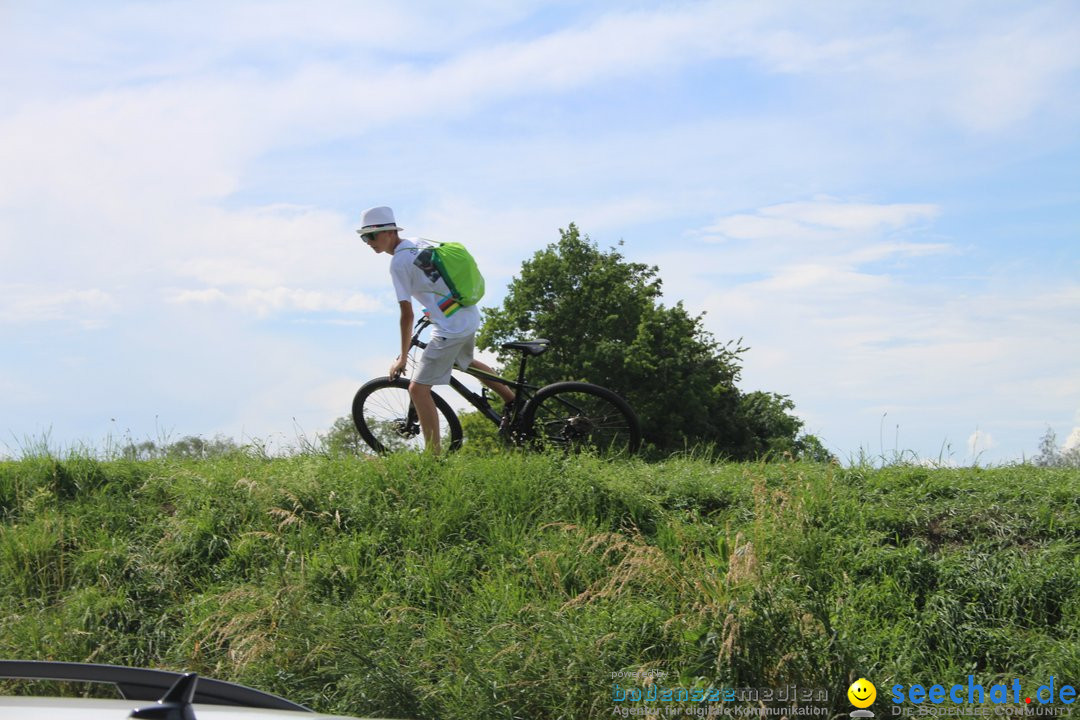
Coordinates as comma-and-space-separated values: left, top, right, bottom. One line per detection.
431, 242, 485, 306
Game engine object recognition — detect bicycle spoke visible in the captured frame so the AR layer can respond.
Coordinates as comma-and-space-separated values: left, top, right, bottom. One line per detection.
352, 383, 459, 453
526, 385, 639, 455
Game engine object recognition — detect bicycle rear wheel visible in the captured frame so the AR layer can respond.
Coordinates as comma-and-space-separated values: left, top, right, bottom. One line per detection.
520, 381, 640, 455
351, 377, 463, 454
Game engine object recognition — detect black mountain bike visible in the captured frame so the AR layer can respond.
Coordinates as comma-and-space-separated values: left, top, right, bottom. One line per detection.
352, 318, 641, 454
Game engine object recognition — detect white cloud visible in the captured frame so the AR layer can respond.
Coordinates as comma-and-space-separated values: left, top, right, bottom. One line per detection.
701, 200, 941, 243
0, 1, 541, 97
4, 3, 1077, 157
930, 10, 1080, 133
769, 201, 940, 232
166, 205, 380, 290
169, 287, 381, 317
397, 3, 1080, 137
0, 286, 118, 327
968, 429, 995, 458
2, 4, 1071, 303
843, 241, 953, 265
701, 272, 1080, 462
755, 263, 889, 295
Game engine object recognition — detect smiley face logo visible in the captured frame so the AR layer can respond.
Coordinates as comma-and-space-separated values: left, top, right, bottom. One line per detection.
848, 678, 876, 708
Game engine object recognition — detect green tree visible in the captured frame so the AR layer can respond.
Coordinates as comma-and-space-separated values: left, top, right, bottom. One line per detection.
323, 416, 367, 456
115, 434, 241, 460
1033, 427, 1080, 468
164, 434, 239, 459
479, 224, 822, 459
458, 411, 503, 455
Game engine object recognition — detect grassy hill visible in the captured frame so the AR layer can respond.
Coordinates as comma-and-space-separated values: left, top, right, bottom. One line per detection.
1, 451, 1077, 718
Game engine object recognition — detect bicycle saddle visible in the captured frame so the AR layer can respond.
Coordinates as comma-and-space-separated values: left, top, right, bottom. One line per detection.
501, 338, 550, 356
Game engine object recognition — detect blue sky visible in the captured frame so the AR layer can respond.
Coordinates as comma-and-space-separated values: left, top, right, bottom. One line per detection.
2, 1, 1078, 463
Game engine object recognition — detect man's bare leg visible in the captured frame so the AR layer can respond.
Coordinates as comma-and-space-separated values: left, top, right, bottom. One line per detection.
469, 359, 515, 405
408, 381, 441, 453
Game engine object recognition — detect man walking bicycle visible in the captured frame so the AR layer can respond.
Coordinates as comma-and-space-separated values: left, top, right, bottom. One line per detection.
359, 206, 514, 453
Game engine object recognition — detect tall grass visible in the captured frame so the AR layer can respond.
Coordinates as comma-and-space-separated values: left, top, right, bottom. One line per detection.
0, 450, 1077, 718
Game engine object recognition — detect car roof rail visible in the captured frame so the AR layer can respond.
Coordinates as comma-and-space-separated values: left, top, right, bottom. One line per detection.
0, 660, 310, 712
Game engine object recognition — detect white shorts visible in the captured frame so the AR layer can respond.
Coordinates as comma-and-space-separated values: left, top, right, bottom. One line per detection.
413, 334, 475, 386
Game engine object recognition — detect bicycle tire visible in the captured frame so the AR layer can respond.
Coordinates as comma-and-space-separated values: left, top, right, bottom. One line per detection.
351, 377, 463, 454
520, 381, 641, 455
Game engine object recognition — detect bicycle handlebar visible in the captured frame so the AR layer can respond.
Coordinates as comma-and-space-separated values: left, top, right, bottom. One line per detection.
411, 316, 431, 349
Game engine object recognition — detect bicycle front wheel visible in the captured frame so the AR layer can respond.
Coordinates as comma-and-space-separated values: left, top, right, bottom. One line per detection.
520, 381, 640, 455
351, 377, 463, 454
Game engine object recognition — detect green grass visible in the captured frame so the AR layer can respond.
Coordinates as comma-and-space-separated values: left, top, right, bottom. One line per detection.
0, 451, 1077, 718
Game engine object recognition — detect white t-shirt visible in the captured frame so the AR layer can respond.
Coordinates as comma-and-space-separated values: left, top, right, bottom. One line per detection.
389, 238, 482, 338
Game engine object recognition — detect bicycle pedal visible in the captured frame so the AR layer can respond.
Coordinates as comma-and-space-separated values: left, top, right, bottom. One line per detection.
391, 419, 419, 438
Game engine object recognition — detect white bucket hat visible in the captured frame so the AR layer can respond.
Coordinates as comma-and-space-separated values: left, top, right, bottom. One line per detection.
357, 206, 404, 235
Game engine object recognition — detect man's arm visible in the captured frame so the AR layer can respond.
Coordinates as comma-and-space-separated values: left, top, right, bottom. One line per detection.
398, 301, 414, 358
390, 300, 414, 380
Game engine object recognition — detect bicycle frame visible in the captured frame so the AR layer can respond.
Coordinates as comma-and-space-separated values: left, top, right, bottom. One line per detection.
409, 318, 539, 431
452, 366, 538, 426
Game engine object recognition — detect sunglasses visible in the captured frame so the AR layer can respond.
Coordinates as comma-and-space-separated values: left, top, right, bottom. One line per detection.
359, 231, 379, 244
